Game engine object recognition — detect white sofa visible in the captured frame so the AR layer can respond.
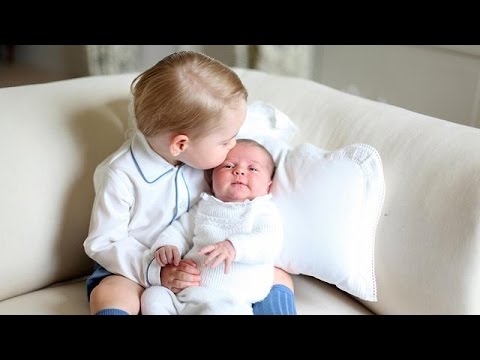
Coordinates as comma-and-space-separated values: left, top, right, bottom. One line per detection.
1, 68, 480, 315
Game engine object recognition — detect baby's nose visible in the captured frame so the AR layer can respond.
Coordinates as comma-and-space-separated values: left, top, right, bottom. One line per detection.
234, 169, 245, 175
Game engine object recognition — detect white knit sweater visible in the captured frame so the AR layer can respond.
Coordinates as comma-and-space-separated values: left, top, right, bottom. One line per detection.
151, 193, 283, 303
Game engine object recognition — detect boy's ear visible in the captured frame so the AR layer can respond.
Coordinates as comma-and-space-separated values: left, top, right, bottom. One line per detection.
169, 134, 190, 157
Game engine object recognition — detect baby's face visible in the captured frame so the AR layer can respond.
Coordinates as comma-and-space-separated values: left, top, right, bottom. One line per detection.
212, 142, 273, 202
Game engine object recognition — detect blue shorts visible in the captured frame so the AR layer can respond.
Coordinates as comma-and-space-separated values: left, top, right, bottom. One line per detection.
86, 262, 113, 301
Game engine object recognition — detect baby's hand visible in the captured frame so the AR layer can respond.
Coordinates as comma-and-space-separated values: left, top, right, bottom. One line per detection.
198, 240, 236, 274
155, 245, 180, 267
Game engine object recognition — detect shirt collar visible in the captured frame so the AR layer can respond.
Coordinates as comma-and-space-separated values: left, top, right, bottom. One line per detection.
130, 131, 176, 183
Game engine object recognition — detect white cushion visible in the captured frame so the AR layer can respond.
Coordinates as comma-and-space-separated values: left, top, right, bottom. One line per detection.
241, 101, 298, 142
238, 101, 298, 162
271, 143, 385, 301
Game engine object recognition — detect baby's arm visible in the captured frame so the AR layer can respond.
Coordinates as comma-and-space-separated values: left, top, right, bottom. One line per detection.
197, 202, 283, 271
198, 240, 236, 274
152, 209, 199, 289
151, 206, 197, 257
228, 202, 283, 265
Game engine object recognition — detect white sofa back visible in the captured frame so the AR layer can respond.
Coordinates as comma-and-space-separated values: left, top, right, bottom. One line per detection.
0, 75, 133, 301
1, 68, 480, 314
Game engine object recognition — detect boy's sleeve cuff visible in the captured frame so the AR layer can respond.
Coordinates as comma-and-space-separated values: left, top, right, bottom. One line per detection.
146, 258, 162, 286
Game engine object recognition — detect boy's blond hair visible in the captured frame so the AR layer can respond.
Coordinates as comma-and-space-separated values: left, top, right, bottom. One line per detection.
131, 51, 248, 139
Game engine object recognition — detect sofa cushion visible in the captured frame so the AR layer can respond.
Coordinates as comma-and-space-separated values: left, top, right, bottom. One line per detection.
0, 275, 371, 315
0, 279, 90, 315
293, 275, 372, 315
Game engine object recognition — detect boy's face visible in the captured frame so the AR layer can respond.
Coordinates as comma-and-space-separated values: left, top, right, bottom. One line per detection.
212, 142, 273, 202
180, 99, 247, 170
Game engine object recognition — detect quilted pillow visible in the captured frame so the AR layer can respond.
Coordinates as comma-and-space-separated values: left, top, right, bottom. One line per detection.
270, 143, 385, 301
237, 101, 298, 162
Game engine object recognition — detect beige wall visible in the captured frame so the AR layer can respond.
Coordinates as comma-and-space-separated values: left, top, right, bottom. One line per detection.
14, 45, 179, 78
316, 45, 480, 128
15, 45, 89, 77
230, 45, 480, 129
12, 45, 480, 128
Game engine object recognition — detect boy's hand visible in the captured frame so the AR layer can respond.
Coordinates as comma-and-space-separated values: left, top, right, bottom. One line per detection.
198, 240, 236, 274
160, 259, 201, 293
155, 245, 180, 266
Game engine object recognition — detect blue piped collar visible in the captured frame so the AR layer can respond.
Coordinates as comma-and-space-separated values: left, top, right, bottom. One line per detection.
130, 131, 176, 183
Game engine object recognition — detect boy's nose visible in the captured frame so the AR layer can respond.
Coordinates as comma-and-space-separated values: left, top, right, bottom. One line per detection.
234, 169, 245, 175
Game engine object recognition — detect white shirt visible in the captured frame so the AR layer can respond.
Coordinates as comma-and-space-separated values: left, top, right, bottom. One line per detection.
84, 130, 209, 287
152, 193, 283, 303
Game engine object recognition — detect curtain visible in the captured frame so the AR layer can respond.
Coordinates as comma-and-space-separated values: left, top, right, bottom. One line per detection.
85, 45, 141, 75
235, 45, 314, 79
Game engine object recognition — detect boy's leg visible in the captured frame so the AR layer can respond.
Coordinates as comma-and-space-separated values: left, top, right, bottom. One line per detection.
89, 275, 143, 315
253, 268, 297, 315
